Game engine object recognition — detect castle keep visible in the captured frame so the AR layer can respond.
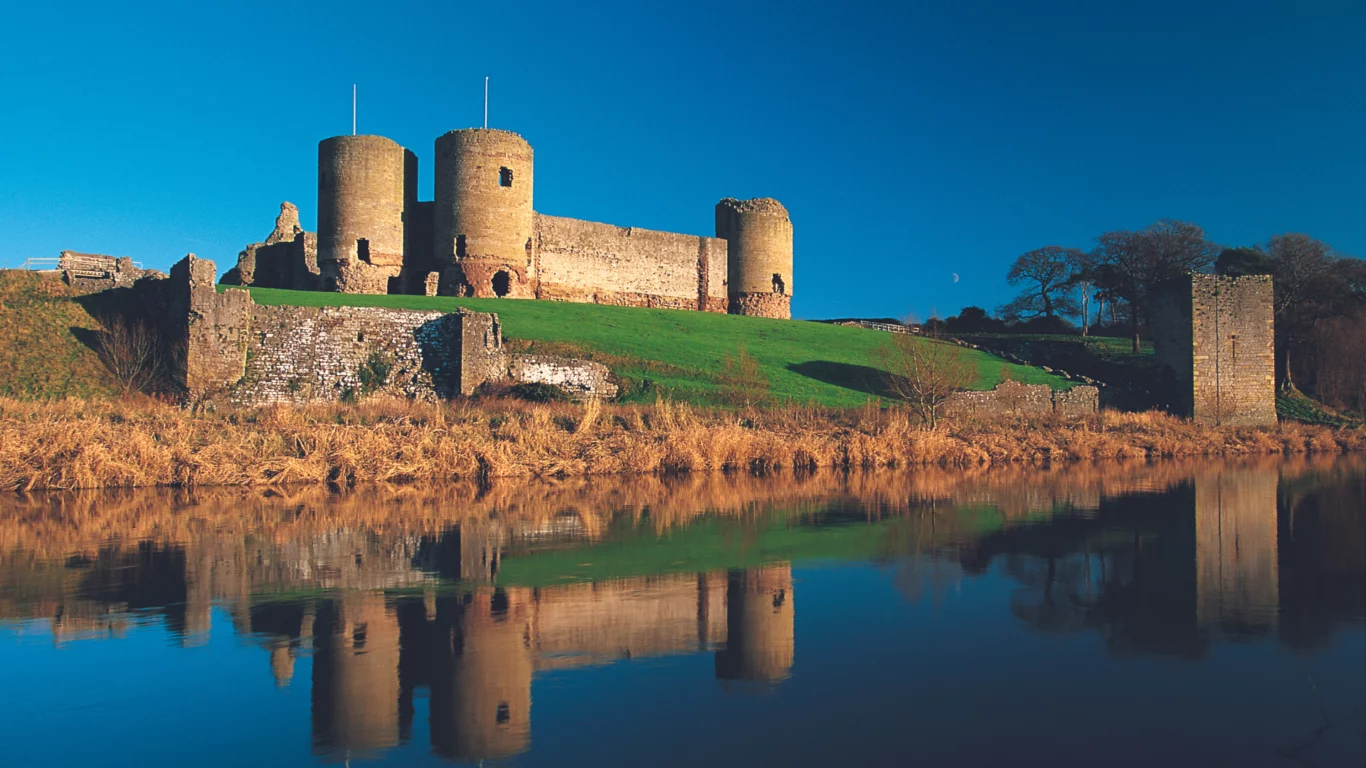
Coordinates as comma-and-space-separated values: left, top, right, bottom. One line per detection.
229, 128, 795, 319
1151, 274, 1276, 427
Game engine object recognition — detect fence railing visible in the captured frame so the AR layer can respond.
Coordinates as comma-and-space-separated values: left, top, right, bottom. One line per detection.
831, 320, 920, 335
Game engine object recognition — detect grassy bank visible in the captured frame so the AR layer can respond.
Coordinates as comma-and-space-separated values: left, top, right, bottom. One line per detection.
2, 396, 1361, 492
0, 272, 119, 399
234, 286, 1070, 406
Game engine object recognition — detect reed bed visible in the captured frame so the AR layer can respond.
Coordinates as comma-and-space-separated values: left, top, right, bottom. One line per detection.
2, 396, 1362, 491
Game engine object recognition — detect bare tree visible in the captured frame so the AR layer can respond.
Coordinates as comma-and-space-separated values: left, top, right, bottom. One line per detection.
1002, 246, 1083, 321
871, 325, 976, 428
1088, 220, 1220, 352
95, 313, 163, 394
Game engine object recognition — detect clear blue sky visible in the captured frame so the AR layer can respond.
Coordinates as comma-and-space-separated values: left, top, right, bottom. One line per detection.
2, 0, 1361, 319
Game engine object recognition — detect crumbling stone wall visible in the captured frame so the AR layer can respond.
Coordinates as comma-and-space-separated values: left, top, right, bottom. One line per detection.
225, 203, 319, 290
58, 251, 161, 294
535, 215, 728, 312
942, 381, 1099, 420
165, 256, 612, 404
232, 306, 459, 404
167, 255, 252, 398
507, 355, 618, 400
1152, 274, 1276, 426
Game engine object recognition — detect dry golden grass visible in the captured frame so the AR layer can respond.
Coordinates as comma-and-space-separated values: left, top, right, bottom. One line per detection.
1, 395, 1362, 491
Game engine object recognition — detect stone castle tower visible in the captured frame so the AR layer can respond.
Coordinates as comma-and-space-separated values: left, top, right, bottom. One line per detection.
259, 127, 794, 318
1151, 274, 1276, 427
316, 135, 414, 295
716, 198, 794, 319
434, 129, 537, 299
714, 564, 795, 682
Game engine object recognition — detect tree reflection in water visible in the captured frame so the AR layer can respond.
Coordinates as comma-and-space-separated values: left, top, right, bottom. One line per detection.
0, 455, 1361, 763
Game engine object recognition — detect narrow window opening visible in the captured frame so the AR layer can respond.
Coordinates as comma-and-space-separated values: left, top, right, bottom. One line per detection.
492, 270, 511, 298
455, 235, 467, 259
356, 332, 365, 343
772, 590, 786, 609
496, 703, 511, 724
499, 167, 513, 187
771, 273, 785, 295
352, 624, 367, 650
356, 238, 371, 264
1230, 334, 1238, 362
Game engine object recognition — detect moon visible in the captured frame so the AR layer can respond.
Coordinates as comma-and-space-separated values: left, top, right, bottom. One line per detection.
952, 273, 960, 284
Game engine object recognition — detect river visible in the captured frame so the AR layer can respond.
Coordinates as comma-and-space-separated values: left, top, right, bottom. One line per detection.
1, 456, 1362, 766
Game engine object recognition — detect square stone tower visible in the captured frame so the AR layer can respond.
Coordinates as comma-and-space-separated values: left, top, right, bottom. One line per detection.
1152, 274, 1276, 426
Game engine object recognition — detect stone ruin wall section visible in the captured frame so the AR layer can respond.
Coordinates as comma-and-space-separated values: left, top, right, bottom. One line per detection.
535, 214, 729, 312
1152, 274, 1276, 427
1190, 274, 1276, 427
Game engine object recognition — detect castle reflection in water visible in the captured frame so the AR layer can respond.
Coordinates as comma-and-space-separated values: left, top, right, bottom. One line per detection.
1, 457, 1361, 763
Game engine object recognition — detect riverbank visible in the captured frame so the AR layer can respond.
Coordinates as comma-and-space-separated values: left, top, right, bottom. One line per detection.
3, 396, 1363, 491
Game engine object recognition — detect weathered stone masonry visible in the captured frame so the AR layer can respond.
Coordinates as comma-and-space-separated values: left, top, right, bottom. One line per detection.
942, 380, 1099, 420
1151, 274, 1276, 427
174, 257, 615, 404
229, 127, 794, 319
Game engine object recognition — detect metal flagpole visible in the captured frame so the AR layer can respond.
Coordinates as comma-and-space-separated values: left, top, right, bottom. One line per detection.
484, 77, 489, 129
352, 84, 357, 135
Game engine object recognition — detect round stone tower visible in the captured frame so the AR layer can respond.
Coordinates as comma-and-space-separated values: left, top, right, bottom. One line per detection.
434, 129, 536, 298
714, 565, 795, 683
317, 135, 408, 293
716, 197, 793, 319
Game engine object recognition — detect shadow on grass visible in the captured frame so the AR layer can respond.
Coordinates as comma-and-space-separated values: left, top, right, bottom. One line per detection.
787, 361, 892, 398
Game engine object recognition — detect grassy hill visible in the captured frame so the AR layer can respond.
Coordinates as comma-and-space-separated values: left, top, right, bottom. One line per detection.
235, 287, 1071, 407
0, 271, 119, 399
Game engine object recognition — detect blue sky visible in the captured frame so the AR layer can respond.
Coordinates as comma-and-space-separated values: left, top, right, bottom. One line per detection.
1, 0, 1361, 319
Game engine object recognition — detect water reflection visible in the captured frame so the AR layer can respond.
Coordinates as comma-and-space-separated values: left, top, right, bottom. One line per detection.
0, 456, 1362, 765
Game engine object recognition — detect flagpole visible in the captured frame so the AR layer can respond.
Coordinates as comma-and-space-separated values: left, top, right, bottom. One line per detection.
352, 84, 356, 135
483, 76, 489, 129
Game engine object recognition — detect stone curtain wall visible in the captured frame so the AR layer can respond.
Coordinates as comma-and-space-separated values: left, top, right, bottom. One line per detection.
231, 306, 460, 405
942, 381, 1099, 420
169, 256, 615, 404
535, 215, 729, 312
1152, 274, 1276, 426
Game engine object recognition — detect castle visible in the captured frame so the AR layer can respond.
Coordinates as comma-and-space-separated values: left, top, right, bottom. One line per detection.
228, 128, 795, 319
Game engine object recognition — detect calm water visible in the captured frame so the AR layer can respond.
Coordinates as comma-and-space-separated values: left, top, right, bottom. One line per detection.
1, 458, 1363, 767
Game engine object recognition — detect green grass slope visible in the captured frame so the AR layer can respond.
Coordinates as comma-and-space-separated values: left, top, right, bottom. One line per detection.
235, 287, 1070, 407
0, 271, 118, 399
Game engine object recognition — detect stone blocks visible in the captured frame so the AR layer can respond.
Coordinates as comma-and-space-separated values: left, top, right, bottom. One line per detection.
1152, 274, 1276, 426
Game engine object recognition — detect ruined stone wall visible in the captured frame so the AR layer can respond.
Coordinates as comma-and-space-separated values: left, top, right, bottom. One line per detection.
716, 197, 793, 319
942, 381, 1099, 420
58, 251, 160, 294
507, 354, 618, 400
231, 305, 468, 404
1153, 275, 1276, 426
317, 136, 408, 294
167, 255, 252, 398
434, 129, 536, 298
535, 214, 728, 312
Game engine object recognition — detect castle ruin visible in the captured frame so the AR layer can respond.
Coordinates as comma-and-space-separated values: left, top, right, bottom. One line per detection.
1151, 274, 1276, 427
229, 128, 795, 319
